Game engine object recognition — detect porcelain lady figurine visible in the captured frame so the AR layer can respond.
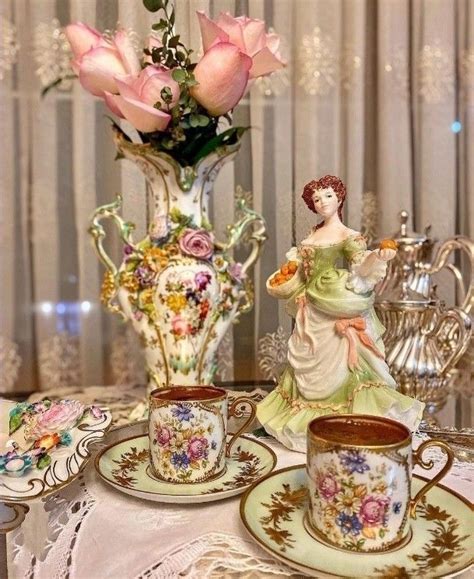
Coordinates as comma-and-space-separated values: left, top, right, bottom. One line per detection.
256, 176, 424, 452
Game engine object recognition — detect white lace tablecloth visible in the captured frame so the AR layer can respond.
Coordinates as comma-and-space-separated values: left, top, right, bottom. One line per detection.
6, 385, 474, 578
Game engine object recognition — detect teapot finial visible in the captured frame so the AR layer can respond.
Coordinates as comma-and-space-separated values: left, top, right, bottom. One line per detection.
399, 210, 409, 237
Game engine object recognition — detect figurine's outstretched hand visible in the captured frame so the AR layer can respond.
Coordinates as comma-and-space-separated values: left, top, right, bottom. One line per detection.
377, 248, 397, 262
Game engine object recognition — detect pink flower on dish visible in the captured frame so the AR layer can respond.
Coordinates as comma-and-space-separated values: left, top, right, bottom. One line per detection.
179, 229, 214, 260
190, 43, 252, 115
196, 11, 285, 80
317, 473, 339, 501
107, 66, 180, 132
359, 496, 390, 527
65, 23, 140, 97
187, 435, 209, 460
171, 315, 192, 337
27, 400, 85, 439
155, 424, 172, 448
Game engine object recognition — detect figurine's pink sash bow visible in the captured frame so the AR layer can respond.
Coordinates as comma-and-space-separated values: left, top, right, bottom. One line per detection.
334, 317, 383, 370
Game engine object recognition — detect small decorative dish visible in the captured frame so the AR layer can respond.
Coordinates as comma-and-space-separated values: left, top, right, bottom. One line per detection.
0, 399, 112, 501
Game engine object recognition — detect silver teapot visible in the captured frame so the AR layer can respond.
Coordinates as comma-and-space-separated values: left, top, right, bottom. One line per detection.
375, 211, 473, 417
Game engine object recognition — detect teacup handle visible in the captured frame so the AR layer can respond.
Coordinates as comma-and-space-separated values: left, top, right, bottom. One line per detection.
225, 397, 257, 458
409, 440, 454, 518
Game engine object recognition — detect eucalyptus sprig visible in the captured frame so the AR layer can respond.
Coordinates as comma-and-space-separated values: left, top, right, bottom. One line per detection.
141, 0, 247, 165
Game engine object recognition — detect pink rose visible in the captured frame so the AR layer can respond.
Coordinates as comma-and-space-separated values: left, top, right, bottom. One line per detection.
108, 66, 180, 133
196, 11, 285, 80
155, 424, 172, 448
190, 43, 252, 115
65, 23, 140, 97
179, 229, 214, 260
317, 473, 339, 501
171, 315, 192, 336
187, 435, 209, 460
28, 400, 85, 439
359, 496, 390, 527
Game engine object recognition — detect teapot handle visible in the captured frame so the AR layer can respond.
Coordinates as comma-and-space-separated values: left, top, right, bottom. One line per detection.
429, 309, 471, 375
427, 236, 474, 315
89, 195, 137, 319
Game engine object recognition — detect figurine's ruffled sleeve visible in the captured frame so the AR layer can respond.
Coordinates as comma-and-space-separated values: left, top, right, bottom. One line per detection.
344, 235, 387, 294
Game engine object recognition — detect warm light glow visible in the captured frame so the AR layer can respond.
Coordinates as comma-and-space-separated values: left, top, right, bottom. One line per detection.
40, 302, 53, 314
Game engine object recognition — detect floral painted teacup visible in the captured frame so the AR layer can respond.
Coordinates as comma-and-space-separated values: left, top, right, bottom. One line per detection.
149, 386, 256, 484
305, 414, 453, 553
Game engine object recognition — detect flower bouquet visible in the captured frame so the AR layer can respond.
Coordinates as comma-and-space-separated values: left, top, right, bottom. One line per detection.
65, 1, 285, 391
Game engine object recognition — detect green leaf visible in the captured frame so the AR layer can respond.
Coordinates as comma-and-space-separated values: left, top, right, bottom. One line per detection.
191, 126, 248, 163
161, 86, 173, 103
9, 413, 23, 434
196, 114, 210, 127
169, 35, 180, 48
143, 0, 163, 12
151, 20, 167, 31
189, 114, 200, 128
172, 69, 186, 83
37, 454, 52, 470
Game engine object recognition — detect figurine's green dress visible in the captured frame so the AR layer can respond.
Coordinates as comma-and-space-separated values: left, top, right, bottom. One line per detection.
257, 234, 424, 452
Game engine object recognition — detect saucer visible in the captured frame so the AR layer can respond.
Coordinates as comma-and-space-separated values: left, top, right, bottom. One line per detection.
95, 433, 276, 504
240, 465, 474, 578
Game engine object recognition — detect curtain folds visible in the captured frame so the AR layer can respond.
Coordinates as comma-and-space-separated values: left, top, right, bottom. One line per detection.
0, 0, 472, 392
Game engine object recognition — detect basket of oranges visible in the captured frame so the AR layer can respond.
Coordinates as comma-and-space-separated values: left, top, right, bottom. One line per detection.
266, 260, 302, 298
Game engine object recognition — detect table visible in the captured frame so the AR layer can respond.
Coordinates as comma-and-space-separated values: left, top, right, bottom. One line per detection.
6, 384, 474, 578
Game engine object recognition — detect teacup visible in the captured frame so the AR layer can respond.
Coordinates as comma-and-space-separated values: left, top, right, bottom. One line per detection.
305, 414, 453, 553
148, 386, 256, 484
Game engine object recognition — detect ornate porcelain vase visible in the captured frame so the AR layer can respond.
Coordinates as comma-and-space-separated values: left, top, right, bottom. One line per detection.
90, 129, 266, 392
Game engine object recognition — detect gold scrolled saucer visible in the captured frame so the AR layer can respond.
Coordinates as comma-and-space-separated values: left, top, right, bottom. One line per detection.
95, 427, 276, 504
240, 465, 474, 578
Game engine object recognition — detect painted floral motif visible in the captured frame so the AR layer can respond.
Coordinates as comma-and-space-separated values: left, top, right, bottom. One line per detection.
260, 482, 308, 551
114, 207, 246, 383
111, 446, 150, 488
310, 450, 400, 551
205, 445, 267, 492
151, 403, 219, 482
374, 499, 470, 576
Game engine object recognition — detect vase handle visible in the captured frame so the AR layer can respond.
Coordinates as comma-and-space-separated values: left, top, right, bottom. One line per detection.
224, 199, 267, 276
89, 195, 137, 318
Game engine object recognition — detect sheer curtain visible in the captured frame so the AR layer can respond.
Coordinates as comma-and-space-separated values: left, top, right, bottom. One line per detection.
1, 0, 472, 393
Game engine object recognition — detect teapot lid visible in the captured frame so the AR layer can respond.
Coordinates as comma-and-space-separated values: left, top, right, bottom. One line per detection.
386, 210, 434, 245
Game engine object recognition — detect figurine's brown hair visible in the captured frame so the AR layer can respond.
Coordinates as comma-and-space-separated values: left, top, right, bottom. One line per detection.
302, 175, 347, 228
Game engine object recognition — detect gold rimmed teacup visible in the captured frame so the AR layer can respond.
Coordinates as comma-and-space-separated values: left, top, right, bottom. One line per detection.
149, 386, 256, 484
305, 414, 454, 553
